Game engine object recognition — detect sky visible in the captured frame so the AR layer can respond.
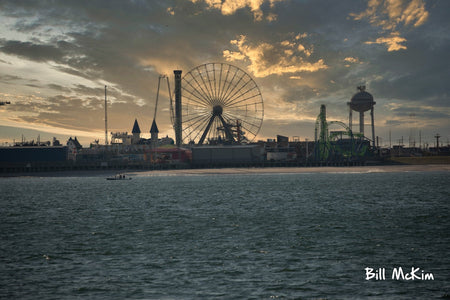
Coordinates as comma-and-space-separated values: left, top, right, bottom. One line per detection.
0, 0, 449, 147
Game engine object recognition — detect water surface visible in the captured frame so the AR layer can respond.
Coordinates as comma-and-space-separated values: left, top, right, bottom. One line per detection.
1, 170, 449, 299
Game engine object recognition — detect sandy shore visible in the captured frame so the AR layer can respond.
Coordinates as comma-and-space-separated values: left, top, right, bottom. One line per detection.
2, 164, 449, 178
129, 164, 450, 177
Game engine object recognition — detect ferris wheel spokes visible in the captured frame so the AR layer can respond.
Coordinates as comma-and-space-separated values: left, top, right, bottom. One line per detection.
177, 63, 264, 145
183, 75, 213, 106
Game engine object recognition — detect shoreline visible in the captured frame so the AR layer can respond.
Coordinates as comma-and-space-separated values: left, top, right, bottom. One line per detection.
131, 164, 450, 176
1, 164, 449, 178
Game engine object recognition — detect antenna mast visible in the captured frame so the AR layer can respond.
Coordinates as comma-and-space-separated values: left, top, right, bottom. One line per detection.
154, 76, 163, 121
105, 85, 108, 145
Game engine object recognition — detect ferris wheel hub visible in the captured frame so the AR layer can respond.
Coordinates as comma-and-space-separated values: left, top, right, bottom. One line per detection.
213, 105, 223, 116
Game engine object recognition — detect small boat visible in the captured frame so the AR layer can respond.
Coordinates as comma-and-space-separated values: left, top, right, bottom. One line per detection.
106, 174, 132, 180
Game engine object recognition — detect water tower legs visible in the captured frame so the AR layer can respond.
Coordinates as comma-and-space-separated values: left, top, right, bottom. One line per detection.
371, 107, 375, 148
348, 106, 352, 131
359, 111, 364, 135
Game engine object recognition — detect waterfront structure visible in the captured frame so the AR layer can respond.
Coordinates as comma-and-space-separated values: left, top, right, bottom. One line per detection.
174, 70, 182, 147
314, 104, 329, 161
10, 62, 447, 172
191, 145, 263, 165
131, 119, 141, 144
172, 63, 263, 145
0, 146, 67, 163
314, 104, 370, 162
110, 119, 172, 147
67, 137, 82, 160
348, 86, 376, 147
150, 120, 159, 148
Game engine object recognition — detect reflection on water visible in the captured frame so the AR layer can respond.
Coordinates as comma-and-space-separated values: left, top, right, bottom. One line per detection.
0, 171, 449, 299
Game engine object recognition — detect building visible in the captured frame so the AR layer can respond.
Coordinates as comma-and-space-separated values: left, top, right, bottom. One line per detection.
191, 145, 264, 165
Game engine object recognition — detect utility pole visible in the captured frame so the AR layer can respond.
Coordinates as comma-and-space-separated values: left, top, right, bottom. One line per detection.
434, 133, 441, 153
305, 138, 308, 161
389, 129, 391, 148
419, 130, 422, 149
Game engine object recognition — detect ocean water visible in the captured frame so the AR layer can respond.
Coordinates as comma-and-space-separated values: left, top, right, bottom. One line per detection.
0, 170, 449, 299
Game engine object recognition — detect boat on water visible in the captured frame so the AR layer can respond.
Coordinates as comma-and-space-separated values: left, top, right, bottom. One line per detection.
106, 174, 131, 180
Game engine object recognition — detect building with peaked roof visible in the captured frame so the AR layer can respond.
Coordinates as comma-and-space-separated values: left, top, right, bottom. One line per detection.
132, 118, 141, 144
67, 137, 82, 160
109, 119, 173, 147
150, 119, 159, 147
67, 137, 82, 150
150, 119, 159, 134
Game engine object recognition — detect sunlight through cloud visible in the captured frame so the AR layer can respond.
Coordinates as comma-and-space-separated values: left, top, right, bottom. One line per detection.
350, 0, 429, 51
188, 0, 285, 21
223, 34, 327, 77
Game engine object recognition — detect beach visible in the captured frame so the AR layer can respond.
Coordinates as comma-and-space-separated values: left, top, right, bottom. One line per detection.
133, 164, 450, 176
3, 164, 448, 178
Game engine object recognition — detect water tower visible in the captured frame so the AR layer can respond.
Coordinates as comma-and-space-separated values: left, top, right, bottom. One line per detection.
348, 86, 376, 147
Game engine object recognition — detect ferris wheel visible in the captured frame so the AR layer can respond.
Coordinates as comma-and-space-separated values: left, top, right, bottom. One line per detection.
174, 63, 264, 145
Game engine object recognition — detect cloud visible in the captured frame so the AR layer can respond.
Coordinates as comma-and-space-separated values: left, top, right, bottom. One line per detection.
343, 56, 364, 67
364, 32, 407, 51
0, 74, 23, 82
381, 102, 450, 130
188, 0, 285, 21
223, 34, 328, 77
0, 40, 64, 62
0, 58, 12, 64
350, 0, 429, 51
344, 57, 359, 64
350, 0, 429, 30
4, 90, 154, 135
0, 0, 448, 144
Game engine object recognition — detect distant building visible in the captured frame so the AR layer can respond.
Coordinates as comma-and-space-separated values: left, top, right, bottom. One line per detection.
67, 137, 82, 161
191, 145, 264, 165
131, 119, 141, 144
0, 146, 67, 163
150, 119, 159, 148
110, 119, 173, 147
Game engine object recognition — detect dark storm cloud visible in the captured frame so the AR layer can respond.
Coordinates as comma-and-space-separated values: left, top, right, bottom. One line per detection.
25, 83, 41, 88
344, 1, 450, 104
364, 5, 450, 105
388, 105, 449, 121
282, 85, 318, 104
0, 74, 40, 89
0, 0, 448, 141
1, 1, 168, 85
280, 1, 449, 126
0, 74, 22, 82
47, 84, 72, 93
7, 92, 147, 132
71, 85, 105, 97
0, 40, 64, 62
384, 119, 403, 127
52, 66, 97, 82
